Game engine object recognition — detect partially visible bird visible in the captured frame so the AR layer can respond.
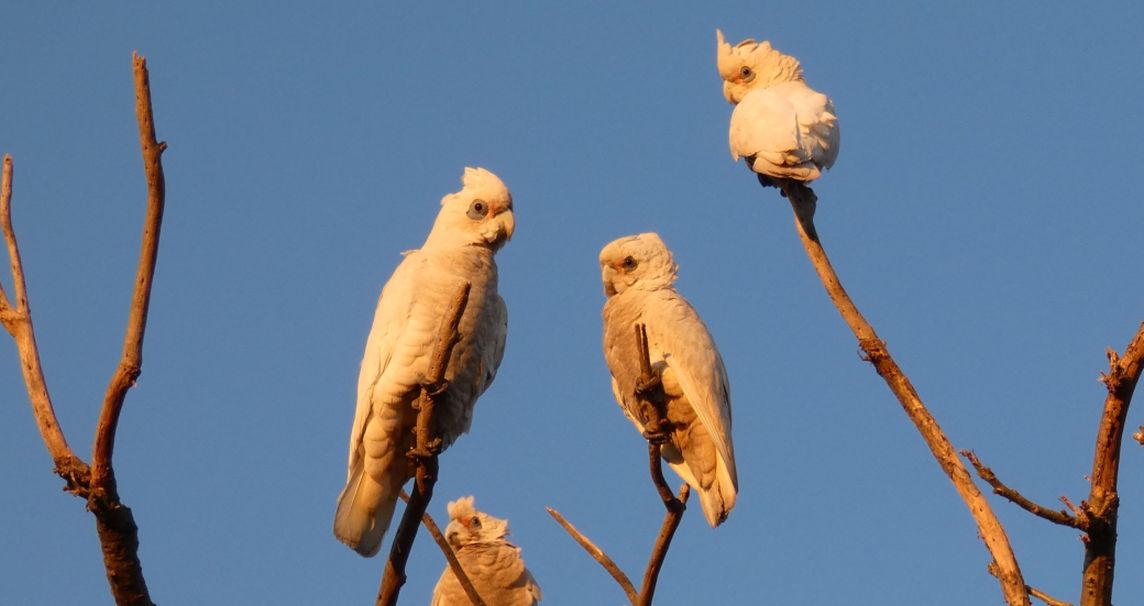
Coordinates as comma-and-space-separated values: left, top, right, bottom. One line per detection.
716, 29, 839, 235
334, 167, 515, 557
599, 233, 738, 527
431, 496, 542, 606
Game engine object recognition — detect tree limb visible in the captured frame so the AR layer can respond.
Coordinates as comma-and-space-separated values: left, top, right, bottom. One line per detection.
398, 490, 487, 606
90, 52, 167, 501
1078, 323, 1144, 606
778, 181, 1030, 606
0, 154, 90, 491
546, 506, 639, 605
376, 282, 471, 606
962, 450, 1084, 529
638, 483, 689, 606
1, 53, 165, 606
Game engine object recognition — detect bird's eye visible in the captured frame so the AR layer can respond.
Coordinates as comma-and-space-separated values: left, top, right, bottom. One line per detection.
739, 65, 755, 82
622, 256, 638, 271
467, 199, 489, 219
469, 516, 481, 529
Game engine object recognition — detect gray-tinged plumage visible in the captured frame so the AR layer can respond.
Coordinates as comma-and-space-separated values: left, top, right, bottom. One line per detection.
600, 233, 738, 527
334, 168, 514, 557
431, 496, 542, 606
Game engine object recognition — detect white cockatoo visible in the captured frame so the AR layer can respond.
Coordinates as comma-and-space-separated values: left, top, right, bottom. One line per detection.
599, 233, 737, 527
334, 167, 515, 557
716, 29, 840, 186
430, 496, 542, 606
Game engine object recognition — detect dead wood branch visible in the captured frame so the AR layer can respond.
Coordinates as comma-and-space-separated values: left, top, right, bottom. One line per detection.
376, 282, 471, 606
0, 155, 90, 491
638, 484, 690, 606
1, 53, 165, 606
962, 450, 1083, 529
778, 181, 1029, 606
399, 490, 487, 606
546, 506, 639, 605
547, 324, 689, 605
1078, 323, 1144, 606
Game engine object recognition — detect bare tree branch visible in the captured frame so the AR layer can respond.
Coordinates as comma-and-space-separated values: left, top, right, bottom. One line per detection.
630, 323, 689, 606
778, 181, 1030, 606
1, 53, 166, 606
962, 450, 1084, 529
0, 154, 90, 490
1029, 585, 1074, 606
399, 490, 487, 606
638, 483, 690, 606
546, 506, 639, 605
377, 282, 471, 606
90, 52, 167, 500
1078, 323, 1144, 606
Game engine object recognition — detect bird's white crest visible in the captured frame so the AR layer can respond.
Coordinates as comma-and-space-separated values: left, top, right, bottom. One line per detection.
432, 496, 541, 605
716, 29, 839, 182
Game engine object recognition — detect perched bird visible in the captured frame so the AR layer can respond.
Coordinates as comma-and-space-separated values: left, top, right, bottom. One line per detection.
716, 29, 839, 185
431, 496, 542, 606
334, 167, 515, 557
600, 233, 737, 527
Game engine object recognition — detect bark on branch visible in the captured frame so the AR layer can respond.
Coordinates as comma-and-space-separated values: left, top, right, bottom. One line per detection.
376, 282, 471, 606
1078, 323, 1144, 606
547, 324, 689, 605
0, 52, 165, 606
778, 181, 1029, 606
962, 450, 1084, 529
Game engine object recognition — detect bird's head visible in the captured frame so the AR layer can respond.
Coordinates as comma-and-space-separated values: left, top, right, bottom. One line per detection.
599, 232, 678, 297
443, 496, 510, 549
716, 29, 804, 104
425, 167, 515, 251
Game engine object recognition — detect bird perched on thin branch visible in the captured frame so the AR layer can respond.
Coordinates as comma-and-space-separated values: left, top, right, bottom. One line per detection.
334, 167, 515, 557
600, 233, 737, 527
716, 29, 839, 235
431, 496, 542, 605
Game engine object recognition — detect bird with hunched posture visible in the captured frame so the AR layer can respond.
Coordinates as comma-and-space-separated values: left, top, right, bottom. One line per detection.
600, 233, 737, 527
334, 167, 514, 557
430, 496, 542, 605
716, 29, 839, 234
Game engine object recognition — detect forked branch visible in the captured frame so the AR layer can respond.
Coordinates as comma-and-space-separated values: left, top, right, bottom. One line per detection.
1078, 323, 1144, 606
376, 282, 471, 606
1, 53, 165, 606
778, 181, 1029, 606
548, 324, 688, 605
962, 450, 1084, 529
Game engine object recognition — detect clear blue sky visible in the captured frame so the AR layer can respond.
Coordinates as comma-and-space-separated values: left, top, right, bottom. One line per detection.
2, 3, 1142, 605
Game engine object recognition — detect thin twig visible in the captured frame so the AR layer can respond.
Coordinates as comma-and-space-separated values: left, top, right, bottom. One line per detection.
638, 484, 690, 606
962, 450, 1083, 529
376, 282, 472, 606
630, 323, 688, 606
778, 181, 1030, 606
1078, 323, 1144, 606
91, 51, 167, 501
399, 490, 487, 606
0, 155, 88, 488
546, 506, 639, 605
1029, 585, 1074, 606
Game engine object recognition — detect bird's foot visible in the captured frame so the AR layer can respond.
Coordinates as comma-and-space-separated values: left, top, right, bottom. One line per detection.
420, 379, 449, 397
635, 375, 663, 398
406, 438, 443, 463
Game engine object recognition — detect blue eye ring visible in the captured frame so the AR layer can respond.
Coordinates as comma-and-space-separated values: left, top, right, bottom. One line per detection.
622, 256, 638, 271
467, 199, 489, 219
